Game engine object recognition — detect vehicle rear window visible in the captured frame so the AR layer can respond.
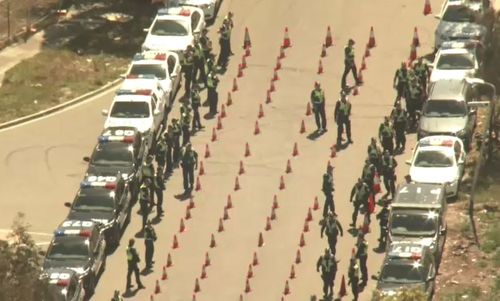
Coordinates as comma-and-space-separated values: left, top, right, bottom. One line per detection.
151, 19, 188, 36
390, 211, 438, 236
110, 102, 150, 118
414, 150, 454, 168
129, 64, 166, 80
91, 143, 134, 166
73, 195, 115, 212
437, 53, 475, 69
423, 100, 467, 117
442, 6, 476, 22
47, 241, 89, 259
380, 263, 425, 283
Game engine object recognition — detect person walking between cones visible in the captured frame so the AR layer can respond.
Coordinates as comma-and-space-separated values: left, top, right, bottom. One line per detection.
390, 101, 408, 152
349, 178, 370, 228
144, 220, 157, 271
126, 238, 145, 291
316, 249, 338, 300
334, 90, 353, 145
207, 71, 220, 115
376, 200, 390, 249
348, 257, 360, 301
378, 116, 394, 155
180, 143, 198, 194
320, 211, 344, 255
393, 62, 409, 102
381, 150, 398, 199
322, 164, 335, 216
310, 82, 327, 133
367, 137, 382, 174
341, 39, 362, 89
191, 85, 203, 130
171, 118, 182, 165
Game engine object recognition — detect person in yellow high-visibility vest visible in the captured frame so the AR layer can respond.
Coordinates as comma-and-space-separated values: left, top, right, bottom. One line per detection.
310, 82, 327, 133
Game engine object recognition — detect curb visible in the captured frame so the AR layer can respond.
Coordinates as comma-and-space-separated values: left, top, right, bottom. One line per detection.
0, 78, 123, 130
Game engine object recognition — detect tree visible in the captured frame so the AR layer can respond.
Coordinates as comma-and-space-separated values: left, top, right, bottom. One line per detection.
371, 286, 429, 301
0, 212, 49, 301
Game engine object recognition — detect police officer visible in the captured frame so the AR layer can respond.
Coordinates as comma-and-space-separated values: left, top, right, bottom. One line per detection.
361, 158, 376, 194
406, 74, 424, 130
164, 127, 174, 175
144, 220, 157, 270
200, 28, 213, 59
138, 183, 150, 231
217, 20, 231, 67
376, 200, 390, 249
171, 119, 182, 164
334, 91, 352, 145
413, 57, 429, 94
316, 249, 338, 300
141, 155, 155, 204
182, 46, 195, 96
111, 290, 123, 301
367, 137, 382, 174
154, 167, 165, 217
180, 143, 198, 193
180, 102, 192, 146
341, 38, 362, 89
322, 165, 335, 216
356, 234, 369, 286
349, 178, 370, 227
347, 257, 360, 301
126, 238, 145, 291
224, 12, 234, 55
207, 71, 219, 115
320, 212, 344, 255
378, 116, 394, 155
193, 37, 207, 87
393, 62, 409, 101
206, 54, 217, 77
155, 134, 167, 172
391, 101, 407, 152
381, 150, 398, 199
310, 82, 327, 133
191, 85, 203, 130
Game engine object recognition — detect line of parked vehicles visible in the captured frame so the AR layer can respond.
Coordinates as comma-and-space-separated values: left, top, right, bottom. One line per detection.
372, 0, 496, 299
38, 1, 221, 300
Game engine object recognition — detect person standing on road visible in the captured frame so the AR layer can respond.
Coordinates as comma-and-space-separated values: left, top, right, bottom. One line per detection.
361, 158, 376, 195
356, 234, 369, 287
193, 38, 207, 88
320, 212, 344, 255
217, 20, 231, 67
393, 62, 409, 102
413, 57, 430, 94
224, 12, 234, 55
391, 101, 407, 152
376, 200, 390, 249
155, 134, 167, 172
144, 220, 157, 271
349, 178, 370, 228
378, 116, 394, 155
341, 39, 362, 89
180, 143, 198, 193
316, 249, 338, 300
141, 155, 155, 202
180, 102, 192, 146
207, 71, 220, 115
164, 129, 174, 175
322, 165, 335, 216
381, 150, 398, 199
367, 137, 382, 174
334, 90, 353, 145
191, 85, 203, 131
154, 168, 165, 217
348, 257, 360, 301
138, 183, 150, 231
200, 28, 213, 59
171, 119, 182, 165
126, 239, 145, 291
182, 46, 195, 96
310, 82, 327, 133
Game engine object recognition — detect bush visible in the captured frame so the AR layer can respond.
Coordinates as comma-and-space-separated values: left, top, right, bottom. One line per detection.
371, 287, 428, 301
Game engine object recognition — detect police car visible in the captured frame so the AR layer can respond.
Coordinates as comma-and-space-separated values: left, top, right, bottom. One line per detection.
141, 6, 206, 53
42, 268, 85, 301
177, 0, 221, 21
406, 136, 466, 197
126, 51, 182, 105
373, 242, 437, 300
388, 183, 447, 260
102, 78, 168, 144
430, 40, 483, 82
83, 127, 148, 200
43, 220, 106, 295
64, 174, 131, 248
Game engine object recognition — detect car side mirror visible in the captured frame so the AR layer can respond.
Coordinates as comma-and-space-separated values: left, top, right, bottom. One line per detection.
64, 202, 72, 208
440, 228, 447, 235
101, 109, 109, 116
405, 160, 411, 165
38, 250, 46, 256
83, 156, 90, 162
469, 109, 477, 115
143, 28, 149, 33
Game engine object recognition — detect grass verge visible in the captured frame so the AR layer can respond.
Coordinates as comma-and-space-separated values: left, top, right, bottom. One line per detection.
0, 49, 128, 124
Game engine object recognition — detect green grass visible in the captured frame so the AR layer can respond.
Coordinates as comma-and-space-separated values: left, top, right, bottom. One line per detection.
439, 285, 482, 301
0, 49, 128, 123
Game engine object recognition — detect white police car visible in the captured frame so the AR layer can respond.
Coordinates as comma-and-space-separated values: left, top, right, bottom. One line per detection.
178, 0, 221, 21
126, 51, 182, 105
141, 6, 206, 53
430, 40, 483, 82
42, 268, 85, 301
406, 136, 466, 198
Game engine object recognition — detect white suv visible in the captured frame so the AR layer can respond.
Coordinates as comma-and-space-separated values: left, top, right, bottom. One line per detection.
178, 0, 221, 21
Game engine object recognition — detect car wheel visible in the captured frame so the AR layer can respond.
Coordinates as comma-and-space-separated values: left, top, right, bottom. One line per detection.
85, 273, 95, 295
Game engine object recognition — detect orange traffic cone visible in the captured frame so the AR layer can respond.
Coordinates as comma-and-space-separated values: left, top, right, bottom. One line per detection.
275, 57, 282, 70
279, 46, 286, 59
245, 45, 251, 57
166, 253, 173, 267
216, 116, 223, 130
237, 64, 244, 78
283, 27, 291, 48
252, 252, 259, 266
292, 142, 299, 156
226, 91, 233, 106
247, 264, 254, 279
234, 176, 241, 191
226, 194, 233, 209
239, 294, 243, 301
221, 104, 227, 118
330, 145, 337, 158
412, 27, 420, 47
239, 160, 245, 175
204, 252, 211, 267
409, 43, 417, 62
258, 232, 264, 247
195, 176, 201, 191
306, 207, 313, 222
353, 86, 359, 96
172, 234, 179, 249
358, 68, 364, 83
192, 294, 197, 301
155, 279, 161, 294
150, 294, 155, 301
272, 70, 279, 81
254, 121, 261, 135
327, 160, 333, 170
283, 280, 291, 295
325, 26, 333, 47
313, 196, 320, 210
270, 206, 277, 220
265, 90, 272, 104
364, 44, 371, 57
265, 216, 272, 231
299, 233, 306, 247
305, 102, 312, 116
162, 266, 168, 280
303, 219, 309, 232
279, 176, 285, 190
218, 218, 224, 232
317, 59, 324, 74
351, 247, 356, 259
241, 55, 247, 69
232, 78, 238, 92
189, 197, 195, 209
285, 159, 292, 173
211, 127, 217, 142
299, 119, 306, 133
244, 142, 251, 157
179, 218, 186, 233
204, 144, 211, 158
244, 279, 251, 293
243, 27, 251, 49
339, 275, 347, 297
185, 205, 192, 220
361, 55, 367, 70
368, 26, 376, 48
199, 161, 205, 175
295, 249, 302, 264
320, 43, 327, 57
223, 207, 230, 220
423, 0, 432, 15
209, 234, 216, 248
289, 264, 296, 279
269, 80, 276, 92
201, 264, 207, 279
258, 103, 265, 118
194, 278, 201, 293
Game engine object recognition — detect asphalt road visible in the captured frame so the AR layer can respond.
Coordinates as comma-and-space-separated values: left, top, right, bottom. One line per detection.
0, 0, 442, 300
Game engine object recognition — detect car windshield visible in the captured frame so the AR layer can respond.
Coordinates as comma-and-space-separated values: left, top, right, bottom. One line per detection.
73, 195, 115, 212
380, 263, 425, 283
47, 240, 89, 260
91, 143, 134, 166
129, 64, 167, 80
390, 210, 438, 236
151, 19, 188, 36
414, 149, 454, 168
423, 100, 467, 117
442, 5, 476, 22
437, 53, 475, 69
110, 101, 150, 118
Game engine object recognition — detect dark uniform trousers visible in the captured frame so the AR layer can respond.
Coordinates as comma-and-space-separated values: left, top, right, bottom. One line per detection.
144, 232, 155, 268
341, 61, 358, 89
337, 117, 351, 144
192, 104, 202, 129
208, 87, 218, 115
193, 57, 207, 86
383, 170, 396, 197
139, 198, 149, 230
165, 144, 173, 174
126, 248, 142, 288
155, 177, 164, 215
394, 122, 406, 150
314, 102, 327, 131
183, 65, 193, 96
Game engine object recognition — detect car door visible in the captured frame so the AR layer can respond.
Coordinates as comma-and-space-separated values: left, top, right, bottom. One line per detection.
168, 53, 182, 97
150, 94, 161, 131
191, 10, 204, 35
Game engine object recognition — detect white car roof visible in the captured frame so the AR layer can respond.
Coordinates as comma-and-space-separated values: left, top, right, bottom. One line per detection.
120, 78, 160, 91
157, 5, 204, 19
437, 48, 471, 56
113, 94, 152, 103
416, 136, 463, 152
